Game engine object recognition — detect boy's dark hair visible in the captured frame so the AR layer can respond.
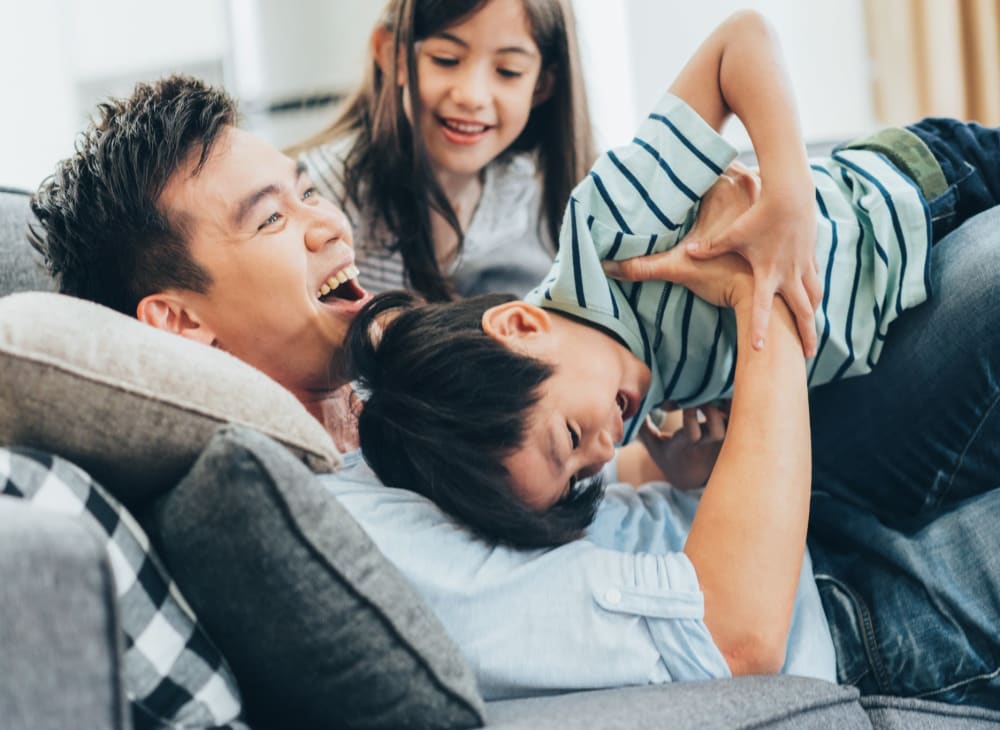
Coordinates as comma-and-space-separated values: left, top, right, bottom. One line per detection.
29, 75, 237, 316
346, 290, 604, 548
291, 0, 595, 302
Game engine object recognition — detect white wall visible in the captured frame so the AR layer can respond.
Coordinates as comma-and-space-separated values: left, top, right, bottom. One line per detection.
2, 0, 876, 190
573, 0, 876, 152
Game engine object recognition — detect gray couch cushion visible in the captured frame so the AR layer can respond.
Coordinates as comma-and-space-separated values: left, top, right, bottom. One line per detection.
862, 695, 1000, 729
0, 187, 54, 295
484, 677, 869, 729
148, 425, 485, 730
0, 292, 341, 509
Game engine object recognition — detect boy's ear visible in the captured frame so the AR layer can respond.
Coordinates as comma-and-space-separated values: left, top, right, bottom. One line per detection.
136, 292, 217, 347
481, 301, 552, 345
532, 67, 556, 107
372, 25, 404, 85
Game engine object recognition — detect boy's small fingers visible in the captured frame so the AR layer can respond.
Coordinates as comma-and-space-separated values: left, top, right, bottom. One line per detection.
705, 406, 726, 440
804, 266, 824, 310
682, 408, 702, 442
786, 285, 818, 357
602, 250, 678, 282
685, 232, 739, 260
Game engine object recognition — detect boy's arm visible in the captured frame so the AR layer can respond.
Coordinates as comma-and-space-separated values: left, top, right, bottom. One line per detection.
669, 10, 822, 356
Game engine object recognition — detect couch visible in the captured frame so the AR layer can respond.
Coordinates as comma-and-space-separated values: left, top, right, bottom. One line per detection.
2, 184, 998, 729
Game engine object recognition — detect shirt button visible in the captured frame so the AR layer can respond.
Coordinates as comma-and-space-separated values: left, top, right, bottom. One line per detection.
605, 589, 622, 605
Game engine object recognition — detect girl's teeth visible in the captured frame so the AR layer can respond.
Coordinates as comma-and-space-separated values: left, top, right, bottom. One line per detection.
319, 283, 331, 296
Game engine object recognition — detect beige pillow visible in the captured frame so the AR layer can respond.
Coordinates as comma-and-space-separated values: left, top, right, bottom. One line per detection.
0, 292, 341, 508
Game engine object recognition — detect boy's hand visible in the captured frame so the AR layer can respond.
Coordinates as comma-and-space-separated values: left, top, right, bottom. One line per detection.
603, 242, 754, 311
684, 164, 822, 356
638, 407, 726, 491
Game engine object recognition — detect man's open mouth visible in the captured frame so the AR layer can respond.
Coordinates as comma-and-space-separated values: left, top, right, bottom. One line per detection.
316, 264, 366, 303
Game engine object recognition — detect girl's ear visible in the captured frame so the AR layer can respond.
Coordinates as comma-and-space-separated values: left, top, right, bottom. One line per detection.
532, 67, 556, 107
482, 301, 552, 345
136, 292, 217, 347
372, 25, 405, 85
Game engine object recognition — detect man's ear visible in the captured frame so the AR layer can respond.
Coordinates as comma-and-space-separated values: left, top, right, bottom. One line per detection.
532, 68, 556, 107
136, 293, 217, 346
372, 25, 404, 85
481, 301, 552, 345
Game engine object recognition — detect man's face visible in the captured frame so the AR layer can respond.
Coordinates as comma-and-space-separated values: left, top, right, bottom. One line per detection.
158, 127, 370, 396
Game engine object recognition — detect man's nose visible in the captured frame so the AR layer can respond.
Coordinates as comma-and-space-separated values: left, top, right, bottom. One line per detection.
304, 206, 350, 252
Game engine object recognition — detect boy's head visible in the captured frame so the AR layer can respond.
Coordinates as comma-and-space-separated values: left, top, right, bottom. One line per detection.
31, 75, 370, 394
346, 290, 649, 547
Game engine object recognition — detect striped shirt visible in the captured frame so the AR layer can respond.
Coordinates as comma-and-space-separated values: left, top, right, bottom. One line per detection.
300, 137, 556, 297
525, 93, 932, 443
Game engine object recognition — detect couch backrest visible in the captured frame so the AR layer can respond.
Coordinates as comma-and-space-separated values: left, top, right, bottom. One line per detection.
0, 187, 55, 297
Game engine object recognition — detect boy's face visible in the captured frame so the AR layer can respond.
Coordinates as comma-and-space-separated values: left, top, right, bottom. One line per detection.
156, 127, 370, 394
484, 303, 651, 510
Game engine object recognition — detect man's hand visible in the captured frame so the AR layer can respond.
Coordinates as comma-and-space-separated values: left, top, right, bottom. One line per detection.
638, 405, 727, 491
684, 163, 822, 356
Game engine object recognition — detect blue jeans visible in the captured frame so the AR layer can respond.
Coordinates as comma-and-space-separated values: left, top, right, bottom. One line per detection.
907, 118, 1000, 243
807, 206, 1000, 706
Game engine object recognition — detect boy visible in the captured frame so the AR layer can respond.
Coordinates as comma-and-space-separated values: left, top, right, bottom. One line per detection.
346, 13, 1000, 547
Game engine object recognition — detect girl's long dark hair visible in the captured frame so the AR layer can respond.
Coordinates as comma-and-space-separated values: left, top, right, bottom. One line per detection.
291, 0, 595, 302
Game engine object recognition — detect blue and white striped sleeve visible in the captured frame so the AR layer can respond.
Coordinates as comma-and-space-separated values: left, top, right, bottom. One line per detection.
573, 93, 739, 245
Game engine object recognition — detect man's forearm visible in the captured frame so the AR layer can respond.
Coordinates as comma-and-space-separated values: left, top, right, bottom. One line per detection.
684, 296, 810, 675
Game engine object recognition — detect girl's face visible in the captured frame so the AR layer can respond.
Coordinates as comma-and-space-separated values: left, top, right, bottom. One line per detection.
411, 0, 550, 181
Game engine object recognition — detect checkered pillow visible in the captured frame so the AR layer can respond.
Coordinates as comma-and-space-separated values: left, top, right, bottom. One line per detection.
0, 447, 248, 730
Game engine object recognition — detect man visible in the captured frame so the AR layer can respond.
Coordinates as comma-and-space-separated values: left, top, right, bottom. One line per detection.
30, 75, 368, 452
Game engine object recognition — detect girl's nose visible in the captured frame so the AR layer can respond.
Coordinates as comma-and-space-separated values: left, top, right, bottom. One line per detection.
450, 68, 489, 109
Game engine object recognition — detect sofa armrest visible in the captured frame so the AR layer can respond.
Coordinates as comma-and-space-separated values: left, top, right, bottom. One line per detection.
0, 496, 129, 730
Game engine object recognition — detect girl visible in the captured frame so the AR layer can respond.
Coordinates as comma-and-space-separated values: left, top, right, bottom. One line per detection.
291, 0, 595, 301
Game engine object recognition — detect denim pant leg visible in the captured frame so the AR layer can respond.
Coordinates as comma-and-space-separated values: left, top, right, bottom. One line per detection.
808, 206, 1000, 519
808, 487, 1000, 707
907, 118, 1000, 242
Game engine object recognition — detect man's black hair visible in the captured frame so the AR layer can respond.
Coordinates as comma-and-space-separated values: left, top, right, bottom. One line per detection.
29, 75, 237, 315
346, 290, 604, 549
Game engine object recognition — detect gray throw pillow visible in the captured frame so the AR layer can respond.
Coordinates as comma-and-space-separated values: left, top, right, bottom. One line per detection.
0, 292, 341, 510
147, 425, 485, 730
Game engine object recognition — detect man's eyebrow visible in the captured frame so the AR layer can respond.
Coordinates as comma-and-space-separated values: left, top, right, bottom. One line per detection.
433, 31, 537, 56
231, 162, 308, 230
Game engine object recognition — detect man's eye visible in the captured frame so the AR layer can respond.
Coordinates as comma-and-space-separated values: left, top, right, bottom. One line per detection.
567, 424, 580, 449
431, 56, 458, 67
497, 68, 524, 79
258, 212, 281, 231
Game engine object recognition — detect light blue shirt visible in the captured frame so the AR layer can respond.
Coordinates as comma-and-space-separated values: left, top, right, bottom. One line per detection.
321, 451, 837, 700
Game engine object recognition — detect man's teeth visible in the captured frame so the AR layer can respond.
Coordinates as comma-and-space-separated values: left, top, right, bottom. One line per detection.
317, 264, 360, 298
443, 119, 487, 134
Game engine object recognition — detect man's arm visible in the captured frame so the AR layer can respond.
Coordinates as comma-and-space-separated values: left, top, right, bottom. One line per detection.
668, 10, 822, 356
605, 246, 811, 676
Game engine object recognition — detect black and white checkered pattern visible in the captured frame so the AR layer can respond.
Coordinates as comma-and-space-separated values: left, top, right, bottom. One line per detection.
0, 447, 248, 730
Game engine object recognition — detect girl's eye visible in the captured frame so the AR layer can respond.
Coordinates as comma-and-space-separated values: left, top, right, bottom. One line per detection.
302, 187, 317, 201
497, 68, 524, 79
567, 424, 580, 449
258, 212, 281, 231
431, 56, 458, 67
